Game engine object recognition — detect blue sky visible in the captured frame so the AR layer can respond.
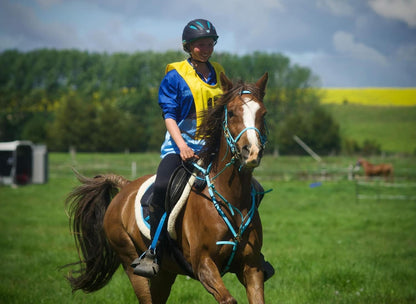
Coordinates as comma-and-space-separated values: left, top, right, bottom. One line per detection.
1, 0, 415, 87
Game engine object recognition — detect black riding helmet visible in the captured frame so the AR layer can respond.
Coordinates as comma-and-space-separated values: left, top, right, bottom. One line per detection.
182, 19, 218, 53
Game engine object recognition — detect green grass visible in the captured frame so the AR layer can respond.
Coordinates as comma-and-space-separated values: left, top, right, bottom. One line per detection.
1, 153, 416, 303
323, 104, 416, 154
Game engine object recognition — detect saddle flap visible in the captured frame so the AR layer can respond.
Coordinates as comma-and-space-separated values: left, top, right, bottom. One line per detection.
165, 164, 193, 214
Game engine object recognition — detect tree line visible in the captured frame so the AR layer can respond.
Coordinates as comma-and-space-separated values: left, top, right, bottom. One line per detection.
0, 49, 341, 155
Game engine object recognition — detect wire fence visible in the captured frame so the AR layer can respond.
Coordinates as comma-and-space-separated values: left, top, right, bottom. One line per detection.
46, 153, 416, 204
354, 179, 416, 202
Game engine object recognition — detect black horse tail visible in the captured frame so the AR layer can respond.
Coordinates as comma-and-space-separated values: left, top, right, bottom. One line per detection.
63, 171, 130, 293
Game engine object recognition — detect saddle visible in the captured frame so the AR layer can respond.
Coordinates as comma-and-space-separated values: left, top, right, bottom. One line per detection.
135, 163, 265, 277
139, 163, 205, 229
136, 163, 205, 278
166, 163, 196, 214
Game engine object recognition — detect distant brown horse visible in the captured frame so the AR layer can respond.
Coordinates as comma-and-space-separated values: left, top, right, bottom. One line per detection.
356, 159, 394, 181
63, 73, 270, 303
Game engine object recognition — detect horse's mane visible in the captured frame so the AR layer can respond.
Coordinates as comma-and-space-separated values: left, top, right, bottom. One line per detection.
197, 80, 265, 167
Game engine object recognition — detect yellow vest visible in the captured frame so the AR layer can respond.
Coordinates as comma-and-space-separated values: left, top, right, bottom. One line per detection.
166, 60, 225, 131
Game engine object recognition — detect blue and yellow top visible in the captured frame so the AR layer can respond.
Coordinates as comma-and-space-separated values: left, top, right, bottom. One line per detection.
158, 59, 225, 158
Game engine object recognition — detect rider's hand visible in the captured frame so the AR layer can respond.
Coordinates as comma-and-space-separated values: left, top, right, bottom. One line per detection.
178, 144, 199, 161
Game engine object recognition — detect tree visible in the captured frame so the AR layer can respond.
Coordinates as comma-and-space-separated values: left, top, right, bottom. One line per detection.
276, 104, 341, 155
48, 93, 97, 151
1, 49, 341, 154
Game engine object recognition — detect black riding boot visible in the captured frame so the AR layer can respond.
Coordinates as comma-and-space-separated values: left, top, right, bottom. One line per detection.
131, 205, 165, 277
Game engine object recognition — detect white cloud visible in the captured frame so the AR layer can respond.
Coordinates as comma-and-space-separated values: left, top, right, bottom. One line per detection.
0, 1, 78, 50
369, 0, 416, 27
287, 50, 327, 65
396, 43, 416, 61
333, 31, 388, 65
1, 0, 415, 86
316, 0, 354, 16
35, 0, 62, 8
261, 0, 285, 10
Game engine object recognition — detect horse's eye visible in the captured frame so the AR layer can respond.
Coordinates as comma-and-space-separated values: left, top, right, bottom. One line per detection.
228, 111, 234, 118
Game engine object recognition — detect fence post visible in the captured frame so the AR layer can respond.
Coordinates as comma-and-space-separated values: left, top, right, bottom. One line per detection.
69, 146, 76, 165
131, 161, 137, 179
293, 135, 322, 162
348, 164, 354, 181
355, 179, 359, 203
376, 179, 380, 202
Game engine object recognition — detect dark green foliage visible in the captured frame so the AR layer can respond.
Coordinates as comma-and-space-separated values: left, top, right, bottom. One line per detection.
48, 94, 97, 151
0, 49, 341, 154
361, 139, 382, 156
342, 138, 382, 156
21, 112, 51, 144
275, 106, 341, 155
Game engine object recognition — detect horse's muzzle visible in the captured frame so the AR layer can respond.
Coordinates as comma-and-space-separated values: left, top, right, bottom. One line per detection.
241, 144, 263, 168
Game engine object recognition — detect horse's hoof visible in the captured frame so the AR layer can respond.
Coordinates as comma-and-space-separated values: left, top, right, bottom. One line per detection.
263, 260, 275, 282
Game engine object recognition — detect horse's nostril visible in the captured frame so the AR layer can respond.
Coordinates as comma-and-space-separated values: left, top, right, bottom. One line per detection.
242, 145, 250, 158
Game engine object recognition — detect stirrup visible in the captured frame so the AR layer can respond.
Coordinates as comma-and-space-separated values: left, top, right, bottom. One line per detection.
131, 250, 160, 278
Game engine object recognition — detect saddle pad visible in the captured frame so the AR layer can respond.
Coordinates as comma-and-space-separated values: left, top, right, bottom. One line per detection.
134, 172, 197, 241
134, 175, 156, 240
167, 171, 197, 240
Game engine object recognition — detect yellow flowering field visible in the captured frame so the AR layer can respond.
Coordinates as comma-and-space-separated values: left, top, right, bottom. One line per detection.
320, 88, 416, 106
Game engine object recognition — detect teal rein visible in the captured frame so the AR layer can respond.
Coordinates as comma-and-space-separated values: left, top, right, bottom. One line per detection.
191, 98, 271, 275
192, 161, 260, 275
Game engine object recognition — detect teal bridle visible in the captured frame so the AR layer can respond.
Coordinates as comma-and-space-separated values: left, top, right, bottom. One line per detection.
222, 90, 268, 161
192, 90, 271, 275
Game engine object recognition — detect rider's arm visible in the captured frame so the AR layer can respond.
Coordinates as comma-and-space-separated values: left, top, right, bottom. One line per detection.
164, 118, 197, 161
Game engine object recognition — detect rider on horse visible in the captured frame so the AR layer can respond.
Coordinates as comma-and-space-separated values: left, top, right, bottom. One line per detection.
131, 19, 274, 280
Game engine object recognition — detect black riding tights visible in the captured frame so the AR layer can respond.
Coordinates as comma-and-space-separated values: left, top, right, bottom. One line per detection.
151, 153, 182, 212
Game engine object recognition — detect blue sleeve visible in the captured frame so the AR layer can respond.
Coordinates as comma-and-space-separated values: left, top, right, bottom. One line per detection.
158, 70, 194, 122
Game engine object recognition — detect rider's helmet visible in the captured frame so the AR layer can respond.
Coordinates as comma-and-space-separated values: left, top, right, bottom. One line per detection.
182, 19, 219, 52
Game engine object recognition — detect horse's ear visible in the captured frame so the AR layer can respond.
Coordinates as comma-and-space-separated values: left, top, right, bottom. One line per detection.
256, 72, 268, 95
220, 72, 233, 92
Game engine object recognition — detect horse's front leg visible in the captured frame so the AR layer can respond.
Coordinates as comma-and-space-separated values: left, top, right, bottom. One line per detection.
239, 264, 265, 304
197, 256, 237, 304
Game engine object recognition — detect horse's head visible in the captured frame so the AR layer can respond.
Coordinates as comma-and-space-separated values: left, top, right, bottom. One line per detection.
356, 159, 367, 167
220, 72, 268, 169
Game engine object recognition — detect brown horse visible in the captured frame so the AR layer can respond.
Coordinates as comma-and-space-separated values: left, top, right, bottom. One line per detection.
356, 158, 394, 181
64, 73, 270, 303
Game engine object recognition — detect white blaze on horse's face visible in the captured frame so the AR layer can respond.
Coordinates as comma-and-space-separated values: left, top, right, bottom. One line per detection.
241, 97, 262, 167
242, 97, 260, 145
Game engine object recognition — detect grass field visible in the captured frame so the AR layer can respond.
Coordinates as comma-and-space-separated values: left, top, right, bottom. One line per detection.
318, 87, 416, 155
323, 104, 416, 154
1, 153, 416, 303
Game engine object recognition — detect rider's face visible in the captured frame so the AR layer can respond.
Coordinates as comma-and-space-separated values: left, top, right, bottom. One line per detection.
189, 38, 215, 62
